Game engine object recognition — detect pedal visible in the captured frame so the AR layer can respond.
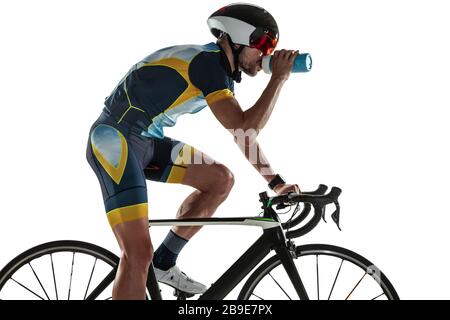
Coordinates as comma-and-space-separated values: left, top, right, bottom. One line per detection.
173, 288, 195, 300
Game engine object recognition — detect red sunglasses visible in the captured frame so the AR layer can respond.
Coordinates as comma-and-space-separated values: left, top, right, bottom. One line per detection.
251, 34, 278, 56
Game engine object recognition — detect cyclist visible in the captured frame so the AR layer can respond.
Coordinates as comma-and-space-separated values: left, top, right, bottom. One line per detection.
86, 3, 300, 300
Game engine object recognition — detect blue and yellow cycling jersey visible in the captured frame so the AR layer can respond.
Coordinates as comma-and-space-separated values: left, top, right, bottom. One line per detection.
87, 42, 235, 228
103, 42, 235, 139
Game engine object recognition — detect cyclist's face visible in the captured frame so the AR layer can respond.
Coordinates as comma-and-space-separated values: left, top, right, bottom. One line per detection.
239, 47, 263, 77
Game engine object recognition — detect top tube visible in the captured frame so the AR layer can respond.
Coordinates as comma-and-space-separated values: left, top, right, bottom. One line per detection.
148, 216, 281, 230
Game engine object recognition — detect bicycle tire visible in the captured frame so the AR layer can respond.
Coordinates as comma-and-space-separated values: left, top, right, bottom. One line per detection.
0, 240, 125, 300
238, 244, 399, 300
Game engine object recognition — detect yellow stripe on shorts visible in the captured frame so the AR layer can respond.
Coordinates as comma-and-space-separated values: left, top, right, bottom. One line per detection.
106, 203, 148, 228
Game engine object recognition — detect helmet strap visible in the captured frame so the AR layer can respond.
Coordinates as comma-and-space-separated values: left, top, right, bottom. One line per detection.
226, 34, 244, 83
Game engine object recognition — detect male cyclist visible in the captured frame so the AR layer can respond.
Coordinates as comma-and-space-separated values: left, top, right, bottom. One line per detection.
86, 3, 300, 300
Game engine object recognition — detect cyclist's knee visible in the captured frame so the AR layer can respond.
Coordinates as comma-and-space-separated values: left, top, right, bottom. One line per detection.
212, 164, 235, 197
121, 243, 154, 269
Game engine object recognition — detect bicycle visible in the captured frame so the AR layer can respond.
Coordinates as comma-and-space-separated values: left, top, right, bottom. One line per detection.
0, 185, 399, 300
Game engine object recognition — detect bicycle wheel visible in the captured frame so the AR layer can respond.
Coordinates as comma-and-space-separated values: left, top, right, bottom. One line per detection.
0, 240, 124, 300
238, 244, 399, 300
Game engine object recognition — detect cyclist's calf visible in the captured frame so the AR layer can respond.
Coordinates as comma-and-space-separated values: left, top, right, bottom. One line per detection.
174, 164, 234, 239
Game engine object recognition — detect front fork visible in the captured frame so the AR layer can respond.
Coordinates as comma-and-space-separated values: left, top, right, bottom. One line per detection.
274, 240, 309, 300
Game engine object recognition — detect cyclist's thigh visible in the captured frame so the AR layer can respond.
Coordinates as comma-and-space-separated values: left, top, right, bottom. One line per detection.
86, 117, 150, 230
143, 136, 230, 191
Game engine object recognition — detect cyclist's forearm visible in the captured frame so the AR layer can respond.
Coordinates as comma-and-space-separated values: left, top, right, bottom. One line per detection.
242, 77, 286, 132
236, 139, 276, 182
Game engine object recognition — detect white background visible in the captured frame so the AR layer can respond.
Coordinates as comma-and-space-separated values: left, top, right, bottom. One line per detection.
1, 0, 449, 299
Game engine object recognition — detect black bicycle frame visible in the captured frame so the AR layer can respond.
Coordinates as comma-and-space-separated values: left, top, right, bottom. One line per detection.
147, 225, 309, 300
83, 186, 341, 300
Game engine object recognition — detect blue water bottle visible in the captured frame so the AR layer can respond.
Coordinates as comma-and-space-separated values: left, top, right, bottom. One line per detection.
262, 52, 312, 74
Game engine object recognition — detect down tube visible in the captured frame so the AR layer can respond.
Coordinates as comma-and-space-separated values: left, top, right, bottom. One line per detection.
199, 228, 282, 300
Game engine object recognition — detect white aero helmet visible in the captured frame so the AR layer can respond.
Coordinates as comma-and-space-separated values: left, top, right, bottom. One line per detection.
207, 3, 279, 56
207, 3, 279, 82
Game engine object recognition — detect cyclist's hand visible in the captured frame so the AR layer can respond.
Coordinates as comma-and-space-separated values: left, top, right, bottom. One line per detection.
270, 49, 299, 82
273, 183, 301, 195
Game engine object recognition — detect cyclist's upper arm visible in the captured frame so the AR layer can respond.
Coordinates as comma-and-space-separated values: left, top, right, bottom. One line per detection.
208, 97, 245, 131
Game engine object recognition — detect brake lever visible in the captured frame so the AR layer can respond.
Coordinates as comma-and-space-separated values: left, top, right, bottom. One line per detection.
320, 187, 342, 228
321, 207, 327, 223
331, 201, 341, 231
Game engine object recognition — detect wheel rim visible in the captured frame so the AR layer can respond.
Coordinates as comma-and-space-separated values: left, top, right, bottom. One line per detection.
0, 241, 119, 300
241, 246, 398, 300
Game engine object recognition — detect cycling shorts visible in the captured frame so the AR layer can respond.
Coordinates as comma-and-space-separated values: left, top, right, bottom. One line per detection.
86, 111, 195, 228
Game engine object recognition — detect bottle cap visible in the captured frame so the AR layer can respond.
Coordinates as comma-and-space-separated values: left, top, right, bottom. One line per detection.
304, 54, 313, 71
